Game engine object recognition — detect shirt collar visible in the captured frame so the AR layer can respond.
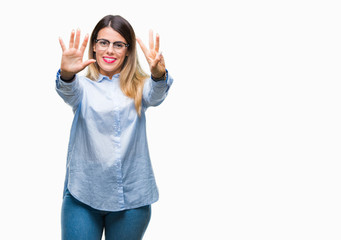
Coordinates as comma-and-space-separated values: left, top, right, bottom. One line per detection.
97, 73, 120, 82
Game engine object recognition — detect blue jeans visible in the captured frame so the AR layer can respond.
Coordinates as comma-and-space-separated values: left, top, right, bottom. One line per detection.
61, 190, 151, 240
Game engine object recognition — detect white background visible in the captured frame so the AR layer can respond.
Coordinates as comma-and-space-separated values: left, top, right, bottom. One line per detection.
0, 0, 340, 239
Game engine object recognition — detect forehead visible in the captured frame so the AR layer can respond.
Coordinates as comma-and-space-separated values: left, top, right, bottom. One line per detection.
97, 27, 125, 41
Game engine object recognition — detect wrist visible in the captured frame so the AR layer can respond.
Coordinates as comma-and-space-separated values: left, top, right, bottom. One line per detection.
60, 70, 75, 81
151, 71, 167, 82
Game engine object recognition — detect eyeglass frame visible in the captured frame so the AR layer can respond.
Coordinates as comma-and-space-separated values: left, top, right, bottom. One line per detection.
95, 39, 130, 51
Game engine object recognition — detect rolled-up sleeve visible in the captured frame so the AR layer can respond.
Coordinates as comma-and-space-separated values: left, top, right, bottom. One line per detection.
55, 70, 83, 111
142, 71, 173, 108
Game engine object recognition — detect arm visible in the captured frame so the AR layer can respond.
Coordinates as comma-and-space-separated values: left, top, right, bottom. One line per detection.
137, 30, 173, 107
56, 29, 96, 109
55, 69, 83, 109
143, 70, 173, 107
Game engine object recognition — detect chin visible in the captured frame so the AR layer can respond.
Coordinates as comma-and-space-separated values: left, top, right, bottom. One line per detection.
98, 63, 121, 76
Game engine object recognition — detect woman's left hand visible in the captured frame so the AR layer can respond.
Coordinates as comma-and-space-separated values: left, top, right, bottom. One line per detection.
137, 30, 166, 79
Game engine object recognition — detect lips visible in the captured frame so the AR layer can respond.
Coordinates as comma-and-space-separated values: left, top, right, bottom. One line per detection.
103, 57, 117, 63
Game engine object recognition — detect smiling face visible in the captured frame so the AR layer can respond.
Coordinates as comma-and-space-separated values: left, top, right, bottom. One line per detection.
93, 27, 129, 78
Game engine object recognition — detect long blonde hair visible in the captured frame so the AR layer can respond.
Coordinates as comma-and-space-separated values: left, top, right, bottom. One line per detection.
86, 15, 148, 115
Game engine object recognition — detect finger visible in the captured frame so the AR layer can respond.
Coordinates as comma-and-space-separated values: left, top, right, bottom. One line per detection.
150, 54, 161, 69
150, 58, 158, 69
136, 37, 149, 59
155, 33, 160, 52
69, 29, 75, 48
80, 34, 90, 54
74, 29, 81, 49
59, 37, 66, 52
152, 53, 165, 70
81, 59, 97, 69
159, 52, 165, 66
149, 29, 154, 50
155, 52, 162, 63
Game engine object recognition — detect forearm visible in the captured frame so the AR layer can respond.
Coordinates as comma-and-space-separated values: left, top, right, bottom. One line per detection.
55, 69, 83, 108
143, 70, 173, 107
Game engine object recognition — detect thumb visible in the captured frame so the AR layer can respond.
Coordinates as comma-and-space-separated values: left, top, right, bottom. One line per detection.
82, 59, 96, 69
150, 52, 163, 69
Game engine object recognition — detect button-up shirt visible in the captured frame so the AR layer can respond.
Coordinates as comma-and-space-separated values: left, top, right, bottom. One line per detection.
55, 70, 173, 211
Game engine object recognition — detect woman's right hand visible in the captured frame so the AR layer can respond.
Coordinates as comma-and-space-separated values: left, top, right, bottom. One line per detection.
59, 29, 96, 80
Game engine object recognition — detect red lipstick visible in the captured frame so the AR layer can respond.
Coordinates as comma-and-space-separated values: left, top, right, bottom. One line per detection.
103, 56, 117, 63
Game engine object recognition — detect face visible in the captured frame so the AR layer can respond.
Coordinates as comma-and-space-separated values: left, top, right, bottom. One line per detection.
93, 27, 129, 78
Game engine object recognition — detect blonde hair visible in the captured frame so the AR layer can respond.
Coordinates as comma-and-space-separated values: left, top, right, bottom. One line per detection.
86, 15, 148, 115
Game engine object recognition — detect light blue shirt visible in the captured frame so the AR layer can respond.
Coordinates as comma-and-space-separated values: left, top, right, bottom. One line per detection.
56, 70, 173, 211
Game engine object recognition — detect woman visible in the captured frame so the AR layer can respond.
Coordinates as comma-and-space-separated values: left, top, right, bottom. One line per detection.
56, 15, 173, 240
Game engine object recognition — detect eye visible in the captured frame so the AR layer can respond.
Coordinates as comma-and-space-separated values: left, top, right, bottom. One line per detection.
98, 40, 109, 47
113, 42, 125, 49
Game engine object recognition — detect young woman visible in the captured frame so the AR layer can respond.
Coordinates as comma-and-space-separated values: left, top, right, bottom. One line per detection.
56, 15, 173, 240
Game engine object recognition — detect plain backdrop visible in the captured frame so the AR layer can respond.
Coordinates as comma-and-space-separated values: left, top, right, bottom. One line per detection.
0, 0, 340, 239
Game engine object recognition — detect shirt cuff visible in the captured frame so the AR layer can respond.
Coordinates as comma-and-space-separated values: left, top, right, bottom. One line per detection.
57, 69, 76, 83
151, 69, 168, 82
56, 69, 78, 89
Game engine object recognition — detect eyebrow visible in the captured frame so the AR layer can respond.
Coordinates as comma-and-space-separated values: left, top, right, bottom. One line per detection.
97, 38, 127, 44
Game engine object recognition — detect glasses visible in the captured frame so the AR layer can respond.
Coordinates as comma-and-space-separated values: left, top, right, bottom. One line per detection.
95, 39, 129, 52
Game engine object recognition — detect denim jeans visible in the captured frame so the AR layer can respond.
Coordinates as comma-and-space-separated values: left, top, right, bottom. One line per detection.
61, 190, 151, 240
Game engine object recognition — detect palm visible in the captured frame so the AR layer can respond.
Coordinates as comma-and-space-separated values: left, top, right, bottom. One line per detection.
61, 48, 86, 73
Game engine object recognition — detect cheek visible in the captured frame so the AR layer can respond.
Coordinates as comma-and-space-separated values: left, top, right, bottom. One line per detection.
96, 54, 101, 62
95, 52, 106, 64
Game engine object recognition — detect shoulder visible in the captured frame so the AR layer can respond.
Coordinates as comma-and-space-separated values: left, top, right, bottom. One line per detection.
78, 75, 98, 86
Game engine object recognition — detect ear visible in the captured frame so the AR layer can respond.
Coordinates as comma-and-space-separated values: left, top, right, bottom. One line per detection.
93, 44, 96, 52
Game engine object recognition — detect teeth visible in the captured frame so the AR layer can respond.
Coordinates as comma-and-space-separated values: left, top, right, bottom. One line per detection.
104, 57, 115, 61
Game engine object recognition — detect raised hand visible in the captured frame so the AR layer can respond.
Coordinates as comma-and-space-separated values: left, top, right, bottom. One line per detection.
59, 29, 96, 80
137, 30, 166, 79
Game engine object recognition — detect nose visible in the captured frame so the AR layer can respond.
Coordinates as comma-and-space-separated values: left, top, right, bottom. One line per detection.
106, 43, 115, 54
